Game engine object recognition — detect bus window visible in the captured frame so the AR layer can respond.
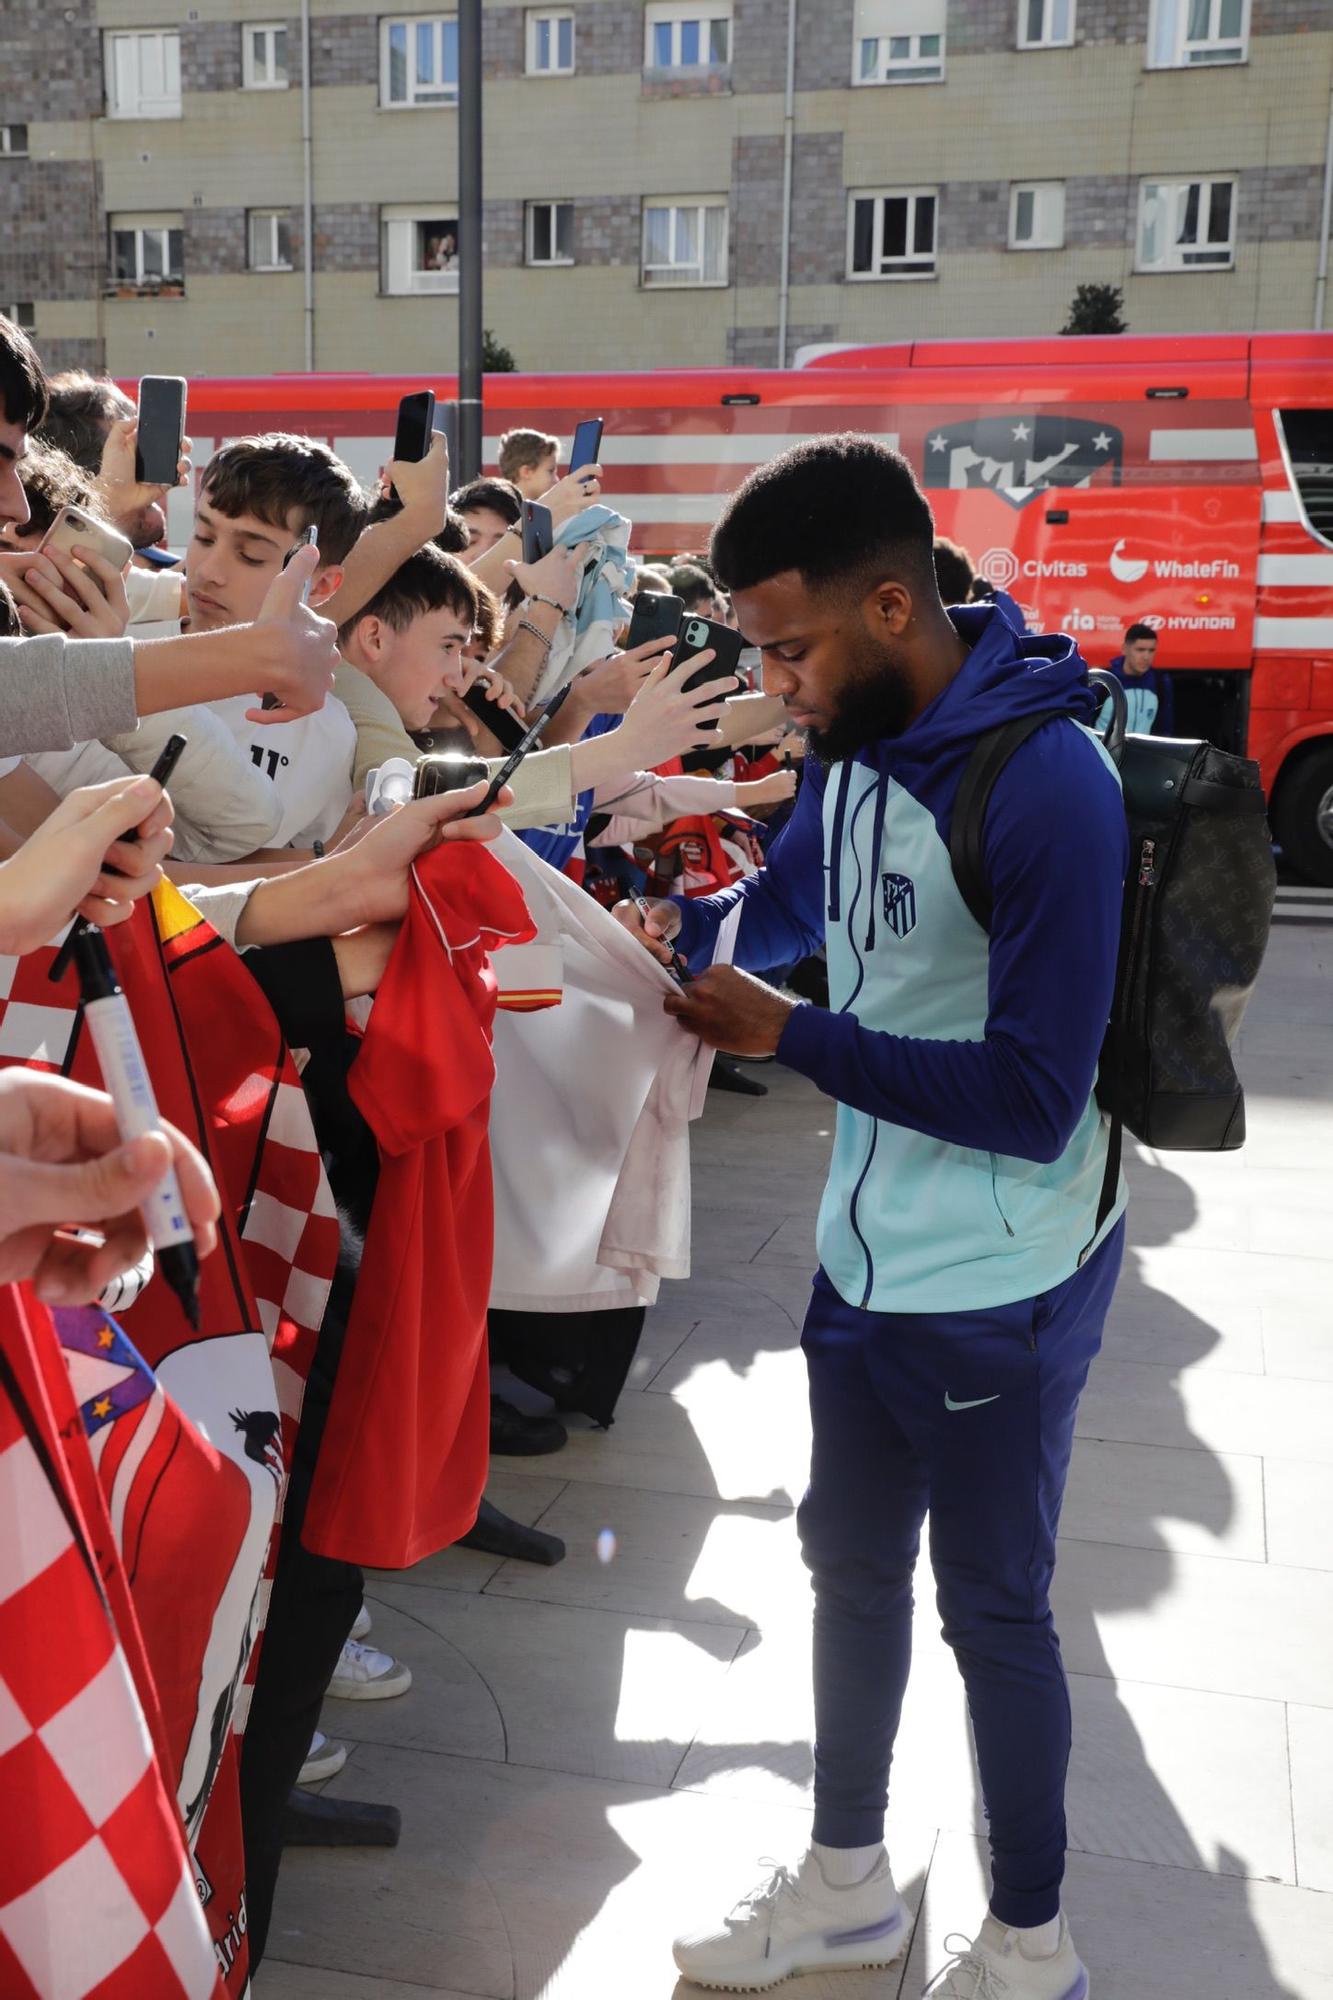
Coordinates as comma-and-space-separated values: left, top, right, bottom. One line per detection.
1276, 408, 1333, 549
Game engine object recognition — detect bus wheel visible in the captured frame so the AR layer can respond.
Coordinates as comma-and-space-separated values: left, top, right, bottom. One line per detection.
1272, 743, 1333, 886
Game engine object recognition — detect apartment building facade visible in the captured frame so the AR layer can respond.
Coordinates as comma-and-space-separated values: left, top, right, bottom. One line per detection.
1, 0, 1330, 379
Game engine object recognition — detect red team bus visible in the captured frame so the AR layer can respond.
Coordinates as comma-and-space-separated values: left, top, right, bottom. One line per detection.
166, 331, 1333, 880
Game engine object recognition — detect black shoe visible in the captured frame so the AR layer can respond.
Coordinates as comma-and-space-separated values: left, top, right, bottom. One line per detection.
490, 1393, 568, 1456
457, 1497, 566, 1565
708, 1057, 768, 1097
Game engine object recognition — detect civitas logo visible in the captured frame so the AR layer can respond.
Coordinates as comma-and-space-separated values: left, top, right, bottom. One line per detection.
979, 547, 1020, 590
1109, 538, 1150, 584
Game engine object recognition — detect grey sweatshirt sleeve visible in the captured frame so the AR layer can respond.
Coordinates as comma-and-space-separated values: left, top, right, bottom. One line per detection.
0, 636, 138, 754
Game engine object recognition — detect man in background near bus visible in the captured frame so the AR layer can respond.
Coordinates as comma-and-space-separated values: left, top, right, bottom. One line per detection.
1098, 621, 1175, 735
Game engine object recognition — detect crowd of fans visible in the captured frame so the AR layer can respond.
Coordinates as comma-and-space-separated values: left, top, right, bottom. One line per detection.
0, 311, 812, 1998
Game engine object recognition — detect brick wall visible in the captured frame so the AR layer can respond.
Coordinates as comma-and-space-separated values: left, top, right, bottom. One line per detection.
35, 337, 106, 372
731, 135, 784, 286
728, 320, 837, 365
182, 20, 242, 94
790, 132, 847, 284
947, 0, 1013, 53
732, 0, 790, 94
576, 195, 641, 265
313, 201, 379, 272
0, 0, 102, 124
941, 180, 1008, 251
1251, 1, 1331, 30
186, 208, 247, 276
484, 6, 525, 80
1075, 0, 1151, 43
484, 196, 525, 266
1065, 174, 1137, 248
310, 14, 377, 89
731, 131, 845, 288
1243, 164, 1324, 241
577, 3, 640, 75
0, 160, 105, 301
796, 0, 854, 89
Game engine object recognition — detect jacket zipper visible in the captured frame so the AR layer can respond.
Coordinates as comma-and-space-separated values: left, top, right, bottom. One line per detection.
989, 1154, 1016, 1241
850, 1121, 880, 1309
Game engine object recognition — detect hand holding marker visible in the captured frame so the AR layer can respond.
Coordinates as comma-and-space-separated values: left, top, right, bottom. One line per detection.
72, 924, 201, 1328
262, 524, 319, 709
49, 731, 188, 984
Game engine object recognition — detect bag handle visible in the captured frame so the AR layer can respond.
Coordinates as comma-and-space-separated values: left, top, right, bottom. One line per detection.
1087, 669, 1128, 765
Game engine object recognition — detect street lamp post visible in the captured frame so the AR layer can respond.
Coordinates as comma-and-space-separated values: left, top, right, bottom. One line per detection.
458, 0, 484, 480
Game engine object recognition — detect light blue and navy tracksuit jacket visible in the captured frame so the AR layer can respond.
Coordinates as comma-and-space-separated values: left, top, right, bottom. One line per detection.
672, 603, 1129, 1315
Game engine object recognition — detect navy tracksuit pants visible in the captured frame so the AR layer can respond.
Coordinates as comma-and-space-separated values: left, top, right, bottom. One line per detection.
798, 1220, 1124, 1929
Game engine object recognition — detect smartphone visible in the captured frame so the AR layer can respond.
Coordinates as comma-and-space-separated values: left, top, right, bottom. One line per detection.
393, 390, 437, 465
466, 681, 573, 816
462, 683, 526, 752
135, 376, 187, 486
521, 500, 554, 566
672, 613, 745, 729
434, 399, 459, 474
570, 417, 604, 472
40, 504, 133, 574
626, 591, 684, 652
412, 751, 488, 801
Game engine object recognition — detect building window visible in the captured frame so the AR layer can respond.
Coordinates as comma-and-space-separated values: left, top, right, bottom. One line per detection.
110, 214, 185, 290
641, 199, 728, 286
104, 30, 182, 119
1009, 181, 1065, 248
526, 199, 574, 265
1148, 0, 1248, 66
526, 8, 574, 73
381, 205, 460, 291
1017, 0, 1075, 46
248, 207, 294, 270
380, 16, 459, 107
1137, 176, 1235, 270
848, 188, 937, 279
644, 3, 732, 71
4, 304, 36, 331
853, 2, 945, 83
243, 22, 289, 88
0, 126, 29, 158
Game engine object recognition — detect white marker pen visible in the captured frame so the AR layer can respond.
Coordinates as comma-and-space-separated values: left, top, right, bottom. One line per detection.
72, 925, 200, 1329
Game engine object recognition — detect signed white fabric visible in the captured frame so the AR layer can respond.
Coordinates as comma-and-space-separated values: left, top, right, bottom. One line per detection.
488, 829, 739, 1311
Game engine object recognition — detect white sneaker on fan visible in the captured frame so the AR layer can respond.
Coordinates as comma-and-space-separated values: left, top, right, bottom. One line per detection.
673, 1847, 908, 1992
297, 1731, 347, 1785
326, 1637, 412, 1701
351, 1602, 372, 1640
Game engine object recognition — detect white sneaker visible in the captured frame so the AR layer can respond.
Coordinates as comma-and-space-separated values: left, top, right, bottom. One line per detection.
297, 1730, 347, 1785
326, 1637, 412, 1701
927, 1913, 1089, 1999
351, 1602, 372, 1640
673, 1848, 909, 1992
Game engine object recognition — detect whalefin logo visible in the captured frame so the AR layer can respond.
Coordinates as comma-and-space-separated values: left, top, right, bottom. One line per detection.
1110, 538, 1149, 584
881, 873, 917, 938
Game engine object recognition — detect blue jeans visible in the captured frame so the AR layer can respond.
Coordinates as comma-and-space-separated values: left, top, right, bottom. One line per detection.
798, 1220, 1124, 1928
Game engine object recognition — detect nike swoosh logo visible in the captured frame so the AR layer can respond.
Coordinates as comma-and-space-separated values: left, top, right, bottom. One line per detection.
944, 1393, 1002, 1412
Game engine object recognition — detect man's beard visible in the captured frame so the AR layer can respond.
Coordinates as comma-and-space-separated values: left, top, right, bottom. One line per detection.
805, 651, 915, 766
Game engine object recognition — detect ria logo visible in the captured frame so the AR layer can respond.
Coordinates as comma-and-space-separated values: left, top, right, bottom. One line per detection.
979, 547, 1020, 591
1109, 538, 1149, 584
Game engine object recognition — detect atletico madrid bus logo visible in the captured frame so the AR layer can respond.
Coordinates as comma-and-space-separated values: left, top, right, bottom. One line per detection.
882, 874, 917, 938
921, 416, 1123, 507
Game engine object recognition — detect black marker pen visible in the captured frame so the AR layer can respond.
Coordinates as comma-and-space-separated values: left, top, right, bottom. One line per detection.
71, 925, 201, 1330
49, 732, 188, 985
634, 895, 692, 985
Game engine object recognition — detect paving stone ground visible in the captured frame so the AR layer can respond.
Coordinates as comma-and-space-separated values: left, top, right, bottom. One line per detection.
261, 882, 1333, 2000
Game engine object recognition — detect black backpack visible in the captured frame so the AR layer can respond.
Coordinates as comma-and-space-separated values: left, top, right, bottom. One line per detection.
949, 670, 1276, 1250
